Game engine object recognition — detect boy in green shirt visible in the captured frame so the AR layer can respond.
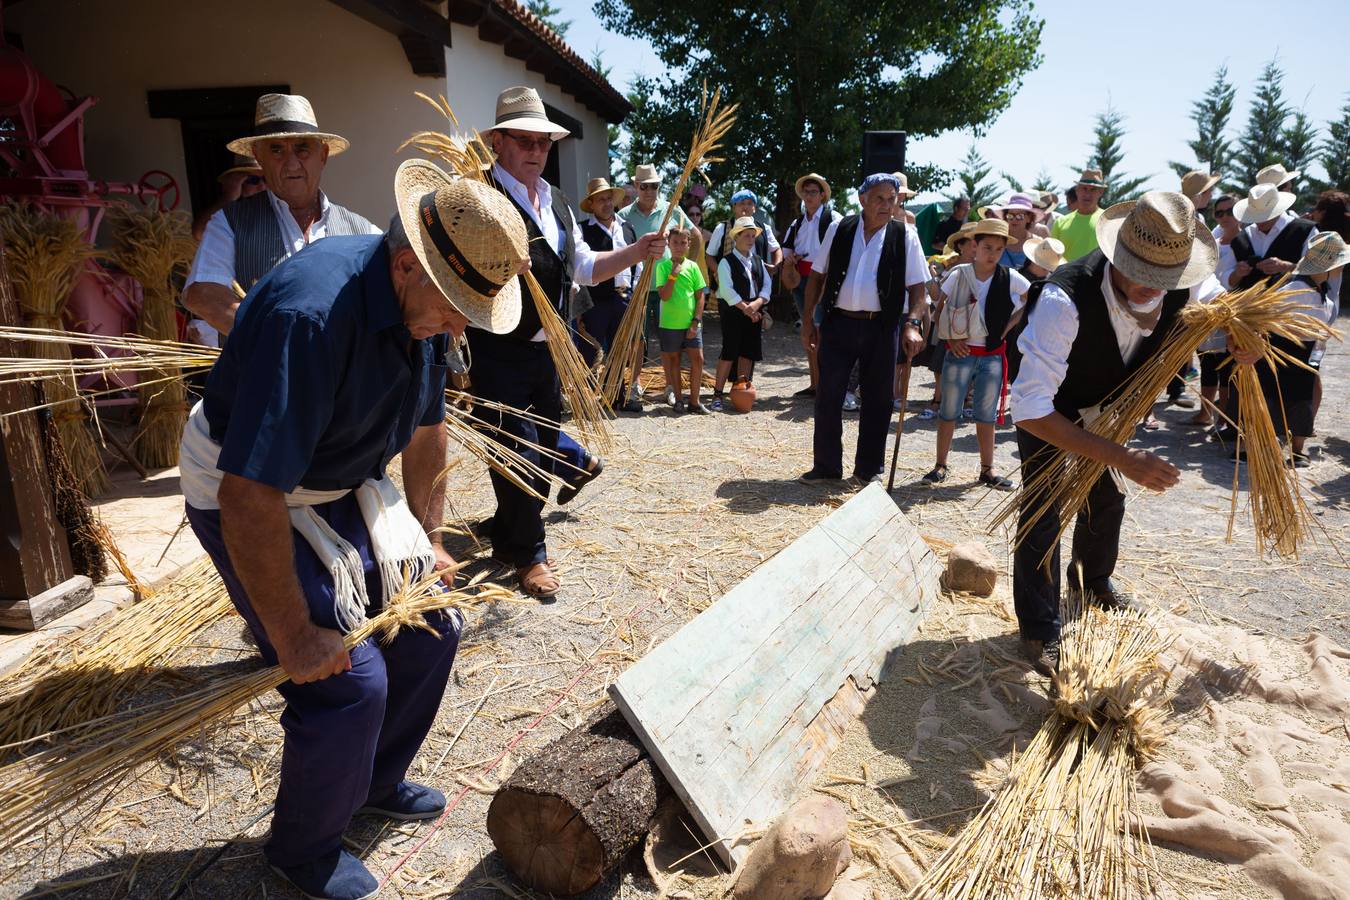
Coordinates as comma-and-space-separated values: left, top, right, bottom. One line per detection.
655, 227, 709, 413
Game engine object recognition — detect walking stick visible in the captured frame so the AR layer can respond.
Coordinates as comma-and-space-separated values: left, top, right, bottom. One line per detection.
886, 357, 914, 492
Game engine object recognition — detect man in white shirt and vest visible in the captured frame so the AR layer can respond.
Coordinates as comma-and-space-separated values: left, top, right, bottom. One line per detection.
1009, 192, 1258, 676
473, 86, 665, 601
183, 93, 381, 334
799, 173, 929, 485
781, 172, 842, 396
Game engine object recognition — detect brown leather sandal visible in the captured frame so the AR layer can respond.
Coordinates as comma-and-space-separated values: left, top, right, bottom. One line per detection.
517, 561, 560, 600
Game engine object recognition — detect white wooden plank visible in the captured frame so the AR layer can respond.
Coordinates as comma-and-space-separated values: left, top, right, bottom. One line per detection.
610, 484, 939, 868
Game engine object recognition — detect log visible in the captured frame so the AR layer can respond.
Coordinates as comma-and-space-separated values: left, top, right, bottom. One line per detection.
487, 700, 669, 894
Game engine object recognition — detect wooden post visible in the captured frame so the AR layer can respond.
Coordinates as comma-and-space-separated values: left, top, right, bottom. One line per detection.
0, 246, 75, 607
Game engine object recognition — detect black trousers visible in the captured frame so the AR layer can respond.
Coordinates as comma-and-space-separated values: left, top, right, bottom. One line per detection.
813, 313, 898, 479
1012, 426, 1125, 642
466, 333, 561, 567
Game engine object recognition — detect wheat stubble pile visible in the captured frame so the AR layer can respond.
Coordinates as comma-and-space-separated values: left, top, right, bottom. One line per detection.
2, 325, 1348, 898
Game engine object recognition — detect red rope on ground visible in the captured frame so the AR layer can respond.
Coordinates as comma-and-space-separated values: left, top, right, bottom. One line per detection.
379, 583, 675, 887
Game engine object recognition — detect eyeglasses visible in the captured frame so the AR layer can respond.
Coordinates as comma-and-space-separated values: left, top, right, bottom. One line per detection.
1004, 212, 1029, 221
801, 187, 822, 195
502, 132, 553, 152
638, 183, 660, 192
1214, 207, 1234, 218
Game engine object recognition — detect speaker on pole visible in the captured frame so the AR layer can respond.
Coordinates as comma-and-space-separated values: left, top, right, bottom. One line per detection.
861, 131, 906, 177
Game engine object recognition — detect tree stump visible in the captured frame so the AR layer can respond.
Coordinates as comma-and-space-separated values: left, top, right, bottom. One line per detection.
487, 700, 669, 894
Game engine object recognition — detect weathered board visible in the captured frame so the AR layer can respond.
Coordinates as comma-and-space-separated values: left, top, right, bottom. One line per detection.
610, 483, 940, 868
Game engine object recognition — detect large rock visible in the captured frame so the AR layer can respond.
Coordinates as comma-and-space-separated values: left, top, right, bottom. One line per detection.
944, 541, 997, 596
733, 796, 852, 900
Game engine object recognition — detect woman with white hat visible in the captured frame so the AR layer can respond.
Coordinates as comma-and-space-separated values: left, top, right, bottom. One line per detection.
993, 193, 1040, 269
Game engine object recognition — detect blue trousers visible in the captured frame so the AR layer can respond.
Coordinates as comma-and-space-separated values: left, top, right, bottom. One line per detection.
185, 496, 461, 868
465, 332, 561, 566
813, 313, 899, 479
553, 431, 589, 478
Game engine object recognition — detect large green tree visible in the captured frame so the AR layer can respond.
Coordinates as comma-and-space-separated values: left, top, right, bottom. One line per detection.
593, 0, 1044, 230
1315, 96, 1350, 194
1230, 59, 1290, 192
1169, 64, 1236, 183
1083, 105, 1148, 202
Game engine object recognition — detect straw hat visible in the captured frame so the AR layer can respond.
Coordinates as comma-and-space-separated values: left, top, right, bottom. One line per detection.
579, 176, 626, 214
943, 221, 979, 255
488, 86, 570, 140
1095, 191, 1218, 290
1234, 183, 1297, 225
968, 218, 1010, 241
729, 215, 762, 240
1256, 163, 1300, 187
218, 155, 263, 180
394, 159, 527, 335
795, 173, 831, 202
633, 163, 661, 185
226, 93, 349, 156
892, 172, 917, 200
1292, 231, 1350, 275
1035, 191, 1058, 210
1180, 170, 1220, 200
1077, 168, 1107, 188
1022, 236, 1067, 272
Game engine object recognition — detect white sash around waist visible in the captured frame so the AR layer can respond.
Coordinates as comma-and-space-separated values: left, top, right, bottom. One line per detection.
180, 401, 435, 632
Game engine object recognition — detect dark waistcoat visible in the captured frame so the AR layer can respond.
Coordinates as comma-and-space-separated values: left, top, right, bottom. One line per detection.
818, 215, 909, 327
222, 191, 375, 290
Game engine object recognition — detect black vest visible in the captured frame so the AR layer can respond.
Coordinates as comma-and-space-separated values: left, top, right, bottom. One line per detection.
725, 253, 766, 303
485, 179, 575, 343
782, 208, 833, 252
947, 264, 1015, 351
818, 216, 908, 326
579, 217, 637, 305
1230, 218, 1315, 290
1024, 250, 1188, 420
713, 220, 769, 263
221, 191, 376, 290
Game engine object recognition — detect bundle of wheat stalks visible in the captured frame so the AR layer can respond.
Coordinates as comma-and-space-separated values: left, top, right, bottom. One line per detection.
0, 571, 513, 848
599, 86, 737, 408
910, 601, 1171, 899
402, 95, 613, 452
0, 204, 106, 495
104, 205, 197, 468
992, 278, 1337, 559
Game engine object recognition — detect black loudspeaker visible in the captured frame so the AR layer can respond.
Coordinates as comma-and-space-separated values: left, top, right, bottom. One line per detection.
861, 130, 906, 178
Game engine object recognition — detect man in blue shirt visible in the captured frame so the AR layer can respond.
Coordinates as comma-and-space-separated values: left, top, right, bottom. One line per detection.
180, 169, 529, 900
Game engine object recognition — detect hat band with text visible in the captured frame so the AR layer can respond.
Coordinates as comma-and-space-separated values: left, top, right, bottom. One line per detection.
418, 194, 504, 298
252, 119, 321, 137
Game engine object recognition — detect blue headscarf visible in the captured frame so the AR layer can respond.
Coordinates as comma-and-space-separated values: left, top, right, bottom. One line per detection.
730, 189, 757, 205
857, 173, 902, 196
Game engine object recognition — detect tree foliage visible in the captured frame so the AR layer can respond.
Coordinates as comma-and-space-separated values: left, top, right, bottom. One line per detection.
1315, 96, 1350, 194
956, 144, 1003, 216
1083, 105, 1148, 202
1280, 110, 1320, 207
1230, 59, 1290, 192
1169, 64, 1236, 183
593, 0, 1044, 229
526, 1, 571, 36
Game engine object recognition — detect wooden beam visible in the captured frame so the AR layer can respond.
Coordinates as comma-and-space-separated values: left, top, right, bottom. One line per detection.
398, 30, 446, 77
325, 0, 449, 44
502, 32, 532, 61
610, 484, 941, 869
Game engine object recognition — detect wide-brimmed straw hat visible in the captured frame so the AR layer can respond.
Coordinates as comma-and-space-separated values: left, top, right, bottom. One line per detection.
394, 159, 527, 335
1095, 191, 1218, 290
969, 218, 1010, 241
795, 173, 831, 202
1180, 170, 1220, 200
488, 86, 570, 140
1234, 183, 1297, 225
729, 215, 762, 240
227, 93, 349, 156
1293, 231, 1350, 275
1256, 163, 1300, 187
995, 192, 1039, 219
579, 176, 626, 214
1035, 191, 1058, 210
633, 163, 661, 185
218, 155, 263, 180
942, 221, 978, 255
1022, 236, 1067, 272
892, 172, 917, 200
1077, 168, 1107, 188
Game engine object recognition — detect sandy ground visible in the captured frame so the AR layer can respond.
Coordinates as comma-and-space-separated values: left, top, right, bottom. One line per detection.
4, 312, 1348, 898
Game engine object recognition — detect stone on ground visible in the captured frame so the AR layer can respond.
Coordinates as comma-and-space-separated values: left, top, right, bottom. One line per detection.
733, 795, 851, 900
944, 540, 997, 596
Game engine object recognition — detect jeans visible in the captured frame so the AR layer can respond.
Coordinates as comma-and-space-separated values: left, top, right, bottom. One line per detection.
938, 352, 1002, 423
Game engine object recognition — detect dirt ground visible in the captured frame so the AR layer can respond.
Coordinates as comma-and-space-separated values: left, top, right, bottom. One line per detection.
5, 313, 1348, 898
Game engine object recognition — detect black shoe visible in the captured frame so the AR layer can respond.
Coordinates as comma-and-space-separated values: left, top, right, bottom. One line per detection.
1022, 638, 1061, 677
922, 465, 947, 485
978, 467, 1015, 492
1074, 579, 1137, 613
673, 400, 687, 414
687, 402, 710, 414
793, 386, 817, 397
799, 468, 843, 485
621, 397, 644, 413
1287, 451, 1311, 469
1230, 446, 1247, 462
557, 455, 603, 505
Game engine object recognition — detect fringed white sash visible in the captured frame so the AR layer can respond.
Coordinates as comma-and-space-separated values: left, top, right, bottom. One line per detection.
180, 402, 435, 632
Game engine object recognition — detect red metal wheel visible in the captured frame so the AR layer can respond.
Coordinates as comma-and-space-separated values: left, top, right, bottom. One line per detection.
137, 169, 180, 211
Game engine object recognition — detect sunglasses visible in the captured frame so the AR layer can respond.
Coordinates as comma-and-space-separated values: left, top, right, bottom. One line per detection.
1214, 207, 1234, 218
638, 183, 660, 192
1004, 212, 1029, 221
503, 132, 553, 152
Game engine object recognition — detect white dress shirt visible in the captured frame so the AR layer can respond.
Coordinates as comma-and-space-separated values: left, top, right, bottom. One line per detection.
584, 215, 636, 291
716, 250, 771, 304
1216, 212, 1316, 287
185, 189, 381, 289
1011, 264, 1219, 423
493, 163, 603, 340
785, 207, 843, 263
811, 218, 928, 312
939, 266, 1032, 318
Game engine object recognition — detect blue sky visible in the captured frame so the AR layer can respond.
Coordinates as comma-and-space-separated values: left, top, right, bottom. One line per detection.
553, 0, 1350, 203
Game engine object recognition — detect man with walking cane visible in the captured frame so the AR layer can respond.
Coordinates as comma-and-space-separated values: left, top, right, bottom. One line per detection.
799, 173, 928, 486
